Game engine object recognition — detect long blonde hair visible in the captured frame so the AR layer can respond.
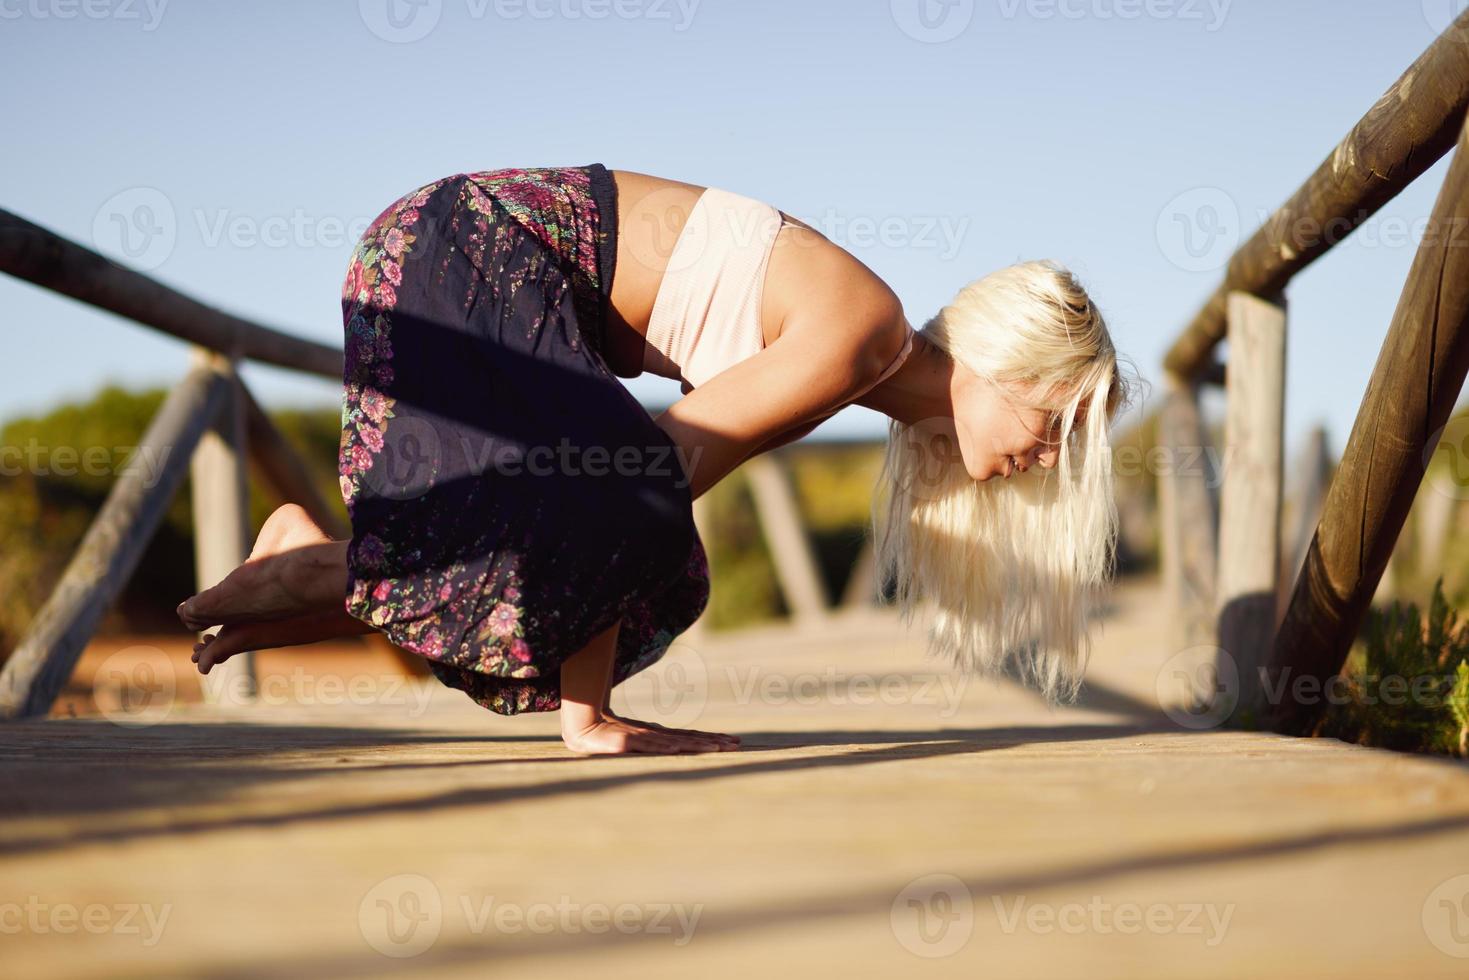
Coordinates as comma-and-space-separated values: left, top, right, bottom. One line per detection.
872, 260, 1136, 704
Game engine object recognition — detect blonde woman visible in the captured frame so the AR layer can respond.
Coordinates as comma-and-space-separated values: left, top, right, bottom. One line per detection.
176, 165, 1133, 755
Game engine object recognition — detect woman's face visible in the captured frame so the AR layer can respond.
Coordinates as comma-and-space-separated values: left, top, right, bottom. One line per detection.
952, 370, 1071, 482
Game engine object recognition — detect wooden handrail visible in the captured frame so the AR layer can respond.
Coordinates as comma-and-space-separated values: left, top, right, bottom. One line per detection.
1163, 10, 1469, 380
1264, 110, 1469, 735
0, 209, 342, 379
1152, 15, 1469, 735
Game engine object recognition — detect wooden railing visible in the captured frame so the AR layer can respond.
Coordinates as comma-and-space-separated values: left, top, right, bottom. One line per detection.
0, 208, 364, 719
0, 208, 888, 720
1157, 10, 1469, 734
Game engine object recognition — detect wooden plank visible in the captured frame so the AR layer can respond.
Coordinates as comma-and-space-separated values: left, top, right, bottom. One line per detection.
1265, 111, 1469, 735
742, 455, 828, 627
0, 209, 341, 378
190, 351, 257, 706
0, 364, 229, 719
1216, 293, 1286, 723
1157, 373, 1219, 659
1163, 10, 1469, 379
10, 577, 1469, 979
841, 537, 879, 608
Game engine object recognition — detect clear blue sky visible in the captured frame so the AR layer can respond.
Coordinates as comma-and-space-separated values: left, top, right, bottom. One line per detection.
1, 0, 1460, 464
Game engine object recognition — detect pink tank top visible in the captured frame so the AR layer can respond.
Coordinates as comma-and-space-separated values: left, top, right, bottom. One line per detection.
642, 185, 915, 389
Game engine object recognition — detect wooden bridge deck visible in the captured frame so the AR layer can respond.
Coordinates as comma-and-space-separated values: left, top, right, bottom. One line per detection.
5, 574, 1469, 978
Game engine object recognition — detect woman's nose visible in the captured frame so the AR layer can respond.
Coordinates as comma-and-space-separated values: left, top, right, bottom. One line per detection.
1035, 447, 1059, 469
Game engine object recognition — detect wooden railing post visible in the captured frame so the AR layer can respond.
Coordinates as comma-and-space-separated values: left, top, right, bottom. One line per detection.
1157, 373, 1219, 659
1415, 472, 1459, 579
1277, 425, 1331, 625
841, 537, 880, 608
742, 454, 828, 628
1265, 110, 1469, 735
190, 349, 256, 706
1217, 292, 1287, 723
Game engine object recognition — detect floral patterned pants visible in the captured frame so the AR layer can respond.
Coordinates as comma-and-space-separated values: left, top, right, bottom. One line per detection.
336, 164, 709, 714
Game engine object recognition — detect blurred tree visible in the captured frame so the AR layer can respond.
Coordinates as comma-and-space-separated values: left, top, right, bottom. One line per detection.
0, 386, 344, 655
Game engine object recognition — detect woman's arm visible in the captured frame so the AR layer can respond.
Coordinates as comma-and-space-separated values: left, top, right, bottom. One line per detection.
666, 388, 835, 473
651, 292, 908, 500
740, 412, 838, 460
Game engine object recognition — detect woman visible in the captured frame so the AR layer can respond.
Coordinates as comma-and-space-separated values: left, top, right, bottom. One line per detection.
176, 164, 1133, 755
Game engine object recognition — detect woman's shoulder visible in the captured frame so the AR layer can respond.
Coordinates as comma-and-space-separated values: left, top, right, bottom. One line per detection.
765, 213, 906, 361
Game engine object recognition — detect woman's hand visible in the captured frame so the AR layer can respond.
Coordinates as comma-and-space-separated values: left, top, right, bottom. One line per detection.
558, 618, 740, 755
561, 714, 739, 755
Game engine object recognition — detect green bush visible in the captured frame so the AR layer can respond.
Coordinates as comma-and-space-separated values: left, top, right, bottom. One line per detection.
1318, 577, 1469, 757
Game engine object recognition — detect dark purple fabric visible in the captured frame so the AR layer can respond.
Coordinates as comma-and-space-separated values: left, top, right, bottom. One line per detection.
337, 165, 709, 714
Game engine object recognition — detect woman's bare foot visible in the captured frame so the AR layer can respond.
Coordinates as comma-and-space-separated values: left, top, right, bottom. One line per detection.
192, 607, 379, 674
177, 503, 347, 631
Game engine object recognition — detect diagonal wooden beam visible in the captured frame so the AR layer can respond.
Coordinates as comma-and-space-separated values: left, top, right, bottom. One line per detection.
0, 363, 231, 719
1264, 111, 1469, 734
742, 454, 829, 627
241, 384, 349, 540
